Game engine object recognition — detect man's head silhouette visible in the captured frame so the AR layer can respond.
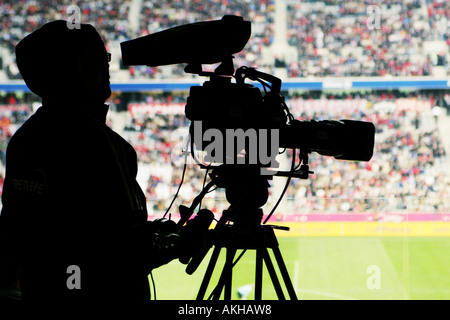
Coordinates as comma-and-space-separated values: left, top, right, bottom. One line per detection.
15, 20, 111, 108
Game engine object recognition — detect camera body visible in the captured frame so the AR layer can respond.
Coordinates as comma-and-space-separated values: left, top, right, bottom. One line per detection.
186, 76, 282, 132
185, 67, 375, 165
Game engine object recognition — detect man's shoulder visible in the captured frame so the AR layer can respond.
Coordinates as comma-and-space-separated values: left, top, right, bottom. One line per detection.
8, 107, 52, 144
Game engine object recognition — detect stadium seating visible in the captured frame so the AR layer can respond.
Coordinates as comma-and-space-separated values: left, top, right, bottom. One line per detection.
0, 1, 449, 217
0, 94, 448, 216
285, 0, 449, 77
0, 0, 448, 80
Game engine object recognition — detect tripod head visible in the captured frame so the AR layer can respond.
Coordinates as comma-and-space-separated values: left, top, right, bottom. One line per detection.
175, 163, 292, 275
210, 164, 269, 226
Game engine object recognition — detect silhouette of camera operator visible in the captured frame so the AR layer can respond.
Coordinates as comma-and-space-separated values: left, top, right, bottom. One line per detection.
0, 20, 182, 301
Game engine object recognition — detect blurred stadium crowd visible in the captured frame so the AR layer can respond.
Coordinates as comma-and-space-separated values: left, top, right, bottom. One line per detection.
285, 0, 449, 77
0, 0, 449, 217
0, 0, 448, 80
1, 90, 449, 216
120, 91, 450, 216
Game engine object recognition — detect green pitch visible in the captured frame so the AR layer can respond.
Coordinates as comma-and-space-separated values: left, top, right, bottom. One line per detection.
150, 237, 450, 300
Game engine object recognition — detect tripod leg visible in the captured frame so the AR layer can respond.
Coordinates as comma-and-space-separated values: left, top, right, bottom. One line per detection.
263, 248, 286, 300
272, 245, 298, 300
209, 247, 236, 300
224, 248, 236, 300
196, 245, 221, 300
255, 246, 263, 300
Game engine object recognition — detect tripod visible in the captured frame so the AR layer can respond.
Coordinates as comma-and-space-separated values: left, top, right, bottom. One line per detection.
180, 164, 298, 300
195, 223, 298, 300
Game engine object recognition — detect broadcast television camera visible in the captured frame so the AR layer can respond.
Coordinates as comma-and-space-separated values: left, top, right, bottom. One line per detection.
121, 15, 375, 168
120, 16, 375, 281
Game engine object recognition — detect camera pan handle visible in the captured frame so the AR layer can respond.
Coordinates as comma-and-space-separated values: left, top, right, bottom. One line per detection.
235, 67, 282, 93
